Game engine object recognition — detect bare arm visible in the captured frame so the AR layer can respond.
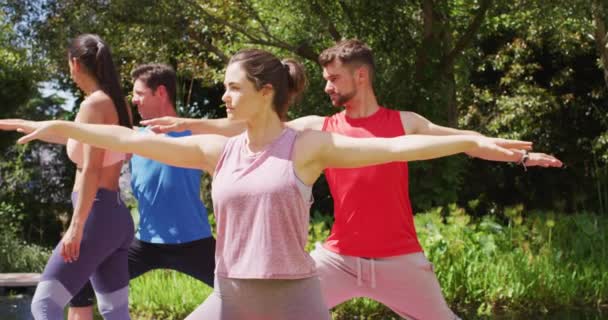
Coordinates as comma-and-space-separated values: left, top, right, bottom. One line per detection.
70, 101, 106, 228
0, 119, 67, 144
316, 133, 516, 168
294, 130, 531, 184
401, 111, 482, 137
63, 101, 107, 262
16, 120, 227, 173
140, 117, 246, 137
36, 135, 68, 145
286, 115, 325, 131
141, 114, 326, 136
401, 111, 562, 166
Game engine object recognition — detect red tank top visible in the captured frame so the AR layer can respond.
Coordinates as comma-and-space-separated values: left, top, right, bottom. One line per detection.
322, 107, 422, 257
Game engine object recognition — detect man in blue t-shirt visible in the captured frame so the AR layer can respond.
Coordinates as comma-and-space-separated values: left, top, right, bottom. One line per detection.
68, 64, 215, 320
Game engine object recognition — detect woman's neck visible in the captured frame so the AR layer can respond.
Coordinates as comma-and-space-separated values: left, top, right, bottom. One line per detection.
77, 75, 102, 96
245, 111, 285, 153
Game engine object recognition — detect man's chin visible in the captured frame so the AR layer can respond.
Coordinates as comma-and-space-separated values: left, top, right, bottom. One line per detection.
329, 99, 343, 107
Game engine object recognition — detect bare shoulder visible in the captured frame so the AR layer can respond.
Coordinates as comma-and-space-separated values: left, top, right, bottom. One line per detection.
399, 110, 426, 134
85, 91, 114, 108
294, 129, 328, 157
292, 129, 329, 183
295, 129, 328, 145
197, 134, 229, 153
81, 91, 131, 124
287, 115, 326, 131
78, 92, 114, 117
195, 134, 230, 171
75, 96, 109, 124
399, 110, 424, 123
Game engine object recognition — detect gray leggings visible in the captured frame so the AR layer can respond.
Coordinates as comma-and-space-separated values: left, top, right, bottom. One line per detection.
185, 276, 331, 320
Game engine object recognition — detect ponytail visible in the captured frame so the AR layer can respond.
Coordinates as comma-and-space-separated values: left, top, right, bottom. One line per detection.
282, 59, 307, 114
69, 34, 131, 128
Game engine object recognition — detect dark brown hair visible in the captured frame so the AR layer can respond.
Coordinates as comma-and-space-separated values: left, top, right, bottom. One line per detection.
318, 39, 375, 80
131, 63, 177, 107
229, 49, 307, 120
68, 34, 131, 128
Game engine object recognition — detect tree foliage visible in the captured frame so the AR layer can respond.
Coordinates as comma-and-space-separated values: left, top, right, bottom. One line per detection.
1, 0, 607, 234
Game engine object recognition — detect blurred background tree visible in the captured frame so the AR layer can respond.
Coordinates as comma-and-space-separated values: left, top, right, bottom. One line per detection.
1, 0, 606, 245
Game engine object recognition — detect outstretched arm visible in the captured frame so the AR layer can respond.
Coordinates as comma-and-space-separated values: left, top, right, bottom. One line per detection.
140, 114, 326, 136
294, 131, 532, 184
5, 120, 226, 172
316, 133, 530, 169
286, 115, 325, 131
401, 111, 562, 167
0, 119, 67, 144
140, 117, 246, 137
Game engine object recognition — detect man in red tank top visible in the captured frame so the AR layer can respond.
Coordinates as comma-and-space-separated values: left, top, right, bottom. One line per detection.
140, 40, 563, 319
292, 39, 563, 320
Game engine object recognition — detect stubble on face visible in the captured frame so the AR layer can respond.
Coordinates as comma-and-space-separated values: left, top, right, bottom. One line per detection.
332, 87, 357, 106
324, 62, 358, 107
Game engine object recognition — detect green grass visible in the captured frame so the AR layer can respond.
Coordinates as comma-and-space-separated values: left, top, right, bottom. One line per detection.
3, 206, 608, 318
126, 207, 608, 319
129, 270, 213, 319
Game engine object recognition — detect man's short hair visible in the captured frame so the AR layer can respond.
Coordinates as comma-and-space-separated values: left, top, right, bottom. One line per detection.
131, 63, 177, 106
318, 39, 375, 80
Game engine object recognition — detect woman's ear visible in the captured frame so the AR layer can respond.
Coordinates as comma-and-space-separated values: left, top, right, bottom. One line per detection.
70, 58, 81, 73
261, 83, 274, 97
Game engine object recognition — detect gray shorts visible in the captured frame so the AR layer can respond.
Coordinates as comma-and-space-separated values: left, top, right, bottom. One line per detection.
185, 275, 331, 320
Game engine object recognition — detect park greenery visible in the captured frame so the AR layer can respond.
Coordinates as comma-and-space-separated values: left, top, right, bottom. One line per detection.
3, 206, 607, 318
133, 208, 608, 319
1, 0, 608, 318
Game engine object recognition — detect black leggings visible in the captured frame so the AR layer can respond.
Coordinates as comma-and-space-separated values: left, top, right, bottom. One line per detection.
70, 237, 216, 307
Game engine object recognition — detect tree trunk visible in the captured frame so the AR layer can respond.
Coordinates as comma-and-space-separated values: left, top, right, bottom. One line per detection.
440, 7, 458, 127
443, 58, 458, 127
414, 0, 436, 82
592, 0, 608, 90
439, 0, 492, 127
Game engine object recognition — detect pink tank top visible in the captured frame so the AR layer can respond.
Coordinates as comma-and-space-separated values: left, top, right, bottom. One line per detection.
67, 139, 126, 167
212, 128, 316, 279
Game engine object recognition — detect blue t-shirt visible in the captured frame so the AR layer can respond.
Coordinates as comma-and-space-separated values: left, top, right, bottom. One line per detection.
130, 129, 212, 244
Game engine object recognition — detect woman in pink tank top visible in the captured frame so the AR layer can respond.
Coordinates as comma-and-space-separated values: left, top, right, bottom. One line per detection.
1, 49, 532, 320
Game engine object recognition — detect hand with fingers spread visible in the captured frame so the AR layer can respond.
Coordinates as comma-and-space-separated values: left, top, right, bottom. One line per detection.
140, 116, 185, 133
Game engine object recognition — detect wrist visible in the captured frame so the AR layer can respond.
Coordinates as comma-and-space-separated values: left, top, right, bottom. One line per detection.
180, 118, 193, 130
470, 136, 484, 149
69, 219, 85, 229
517, 150, 529, 171
50, 120, 68, 135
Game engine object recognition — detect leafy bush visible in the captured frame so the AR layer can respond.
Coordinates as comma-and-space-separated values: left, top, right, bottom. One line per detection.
0, 226, 50, 273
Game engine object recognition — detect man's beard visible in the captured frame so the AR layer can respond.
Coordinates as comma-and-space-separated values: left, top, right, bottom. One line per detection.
332, 89, 356, 106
